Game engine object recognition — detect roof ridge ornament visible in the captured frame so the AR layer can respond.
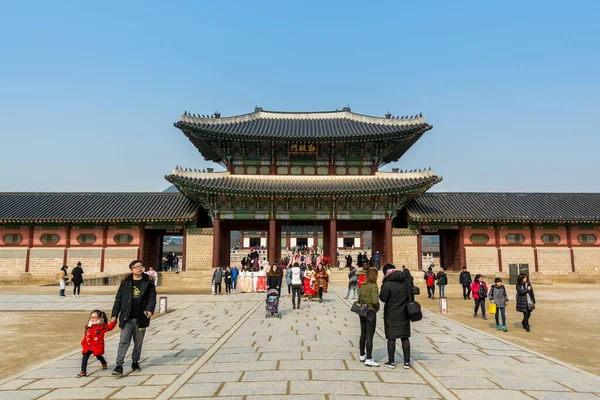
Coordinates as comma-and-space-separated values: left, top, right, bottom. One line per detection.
385, 112, 392, 119
342, 105, 351, 112
255, 106, 263, 112
214, 111, 221, 118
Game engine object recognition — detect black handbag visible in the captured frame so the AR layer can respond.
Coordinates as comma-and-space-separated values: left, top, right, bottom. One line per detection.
350, 301, 370, 317
406, 282, 423, 322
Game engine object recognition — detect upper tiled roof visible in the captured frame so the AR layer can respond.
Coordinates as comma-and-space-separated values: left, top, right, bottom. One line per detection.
0, 193, 199, 223
174, 109, 431, 141
166, 169, 442, 197
407, 193, 600, 223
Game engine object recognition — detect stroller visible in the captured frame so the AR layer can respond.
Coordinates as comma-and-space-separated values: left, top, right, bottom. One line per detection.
265, 288, 281, 319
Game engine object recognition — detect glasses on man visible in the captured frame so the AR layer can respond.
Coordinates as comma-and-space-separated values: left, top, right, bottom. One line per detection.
132, 265, 144, 269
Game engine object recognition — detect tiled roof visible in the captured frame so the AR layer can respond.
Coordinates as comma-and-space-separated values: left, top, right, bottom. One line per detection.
407, 193, 600, 223
175, 109, 431, 141
166, 169, 442, 196
0, 193, 199, 223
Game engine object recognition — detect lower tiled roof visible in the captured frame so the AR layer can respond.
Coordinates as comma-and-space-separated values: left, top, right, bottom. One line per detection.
407, 193, 600, 223
166, 171, 442, 196
0, 193, 199, 223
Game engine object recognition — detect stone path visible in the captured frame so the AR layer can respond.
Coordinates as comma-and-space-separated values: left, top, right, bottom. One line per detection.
1, 288, 600, 399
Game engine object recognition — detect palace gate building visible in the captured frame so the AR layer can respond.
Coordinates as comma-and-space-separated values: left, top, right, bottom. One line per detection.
1, 107, 600, 284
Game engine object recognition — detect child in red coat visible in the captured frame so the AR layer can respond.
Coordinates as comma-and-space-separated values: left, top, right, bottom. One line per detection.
78, 310, 117, 377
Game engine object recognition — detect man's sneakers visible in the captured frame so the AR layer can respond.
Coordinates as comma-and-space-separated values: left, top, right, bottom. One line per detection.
403, 362, 411, 369
132, 362, 142, 372
111, 365, 123, 376
496, 325, 502, 330
384, 361, 395, 369
364, 359, 379, 367
502, 326, 508, 332
359, 354, 367, 362
76, 371, 86, 378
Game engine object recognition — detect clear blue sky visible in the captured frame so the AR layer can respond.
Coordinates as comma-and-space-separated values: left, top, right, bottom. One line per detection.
1, 1, 598, 192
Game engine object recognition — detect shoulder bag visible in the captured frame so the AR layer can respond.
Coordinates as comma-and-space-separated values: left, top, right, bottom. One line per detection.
406, 281, 423, 322
350, 301, 369, 317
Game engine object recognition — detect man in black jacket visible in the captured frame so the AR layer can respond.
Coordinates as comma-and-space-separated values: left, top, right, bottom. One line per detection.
111, 260, 157, 376
459, 266, 472, 300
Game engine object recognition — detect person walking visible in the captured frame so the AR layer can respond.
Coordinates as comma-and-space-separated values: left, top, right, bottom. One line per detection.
459, 266, 472, 300
345, 266, 358, 299
471, 274, 488, 320
374, 251, 381, 271
212, 267, 223, 295
424, 267, 436, 299
146, 266, 158, 286
224, 267, 232, 295
290, 262, 303, 309
436, 267, 448, 298
516, 273, 536, 332
77, 310, 116, 377
358, 268, 380, 367
267, 264, 282, 295
111, 259, 157, 376
489, 277, 509, 331
231, 265, 239, 293
58, 265, 69, 297
379, 264, 412, 369
286, 263, 293, 297
71, 262, 84, 297
312, 263, 328, 303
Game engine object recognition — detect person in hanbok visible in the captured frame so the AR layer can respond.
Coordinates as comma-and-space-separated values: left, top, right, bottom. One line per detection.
312, 263, 329, 303
244, 269, 254, 293
238, 267, 247, 293
256, 266, 267, 292
302, 265, 317, 299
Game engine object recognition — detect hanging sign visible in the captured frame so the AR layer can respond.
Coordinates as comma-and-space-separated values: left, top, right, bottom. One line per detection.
289, 143, 318, 154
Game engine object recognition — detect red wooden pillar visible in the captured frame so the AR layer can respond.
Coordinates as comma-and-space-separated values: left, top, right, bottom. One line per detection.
100, 226, 107, 273
416, 227, 423, 271
268, 218, 277, 265
495, 225, 503, 272
566, 225, 575, 273
182, 226, 188, 272
63, 226, 71, 266
531, 225, 539, 272
138, 226, 145, 263
25, 226, 34, 273
385, 218, 393, 265
329, 219, 337, 269
459, 227, 466, 269
212, 215, 221, 268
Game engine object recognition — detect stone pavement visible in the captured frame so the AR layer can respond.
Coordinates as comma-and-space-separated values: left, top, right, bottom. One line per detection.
1, 288, 600, 399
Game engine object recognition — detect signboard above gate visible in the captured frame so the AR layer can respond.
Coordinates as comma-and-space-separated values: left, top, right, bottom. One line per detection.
289, 143, 317, 155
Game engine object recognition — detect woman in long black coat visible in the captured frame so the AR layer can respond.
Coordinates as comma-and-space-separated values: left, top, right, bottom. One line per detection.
516, 273, 536, 332
379, 264, 412, 369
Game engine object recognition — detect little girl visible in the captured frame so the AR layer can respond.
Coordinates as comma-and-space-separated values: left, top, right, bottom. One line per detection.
78, 310, 117, 377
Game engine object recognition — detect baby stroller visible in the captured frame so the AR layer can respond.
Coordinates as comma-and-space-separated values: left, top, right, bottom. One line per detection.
265, 288, 281, 318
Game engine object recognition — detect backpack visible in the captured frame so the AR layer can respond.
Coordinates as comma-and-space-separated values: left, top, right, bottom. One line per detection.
426, 273, 434, 286
479, 282, 488, 298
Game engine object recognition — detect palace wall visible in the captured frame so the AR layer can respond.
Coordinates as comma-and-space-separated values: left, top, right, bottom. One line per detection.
392, 229, 419, 271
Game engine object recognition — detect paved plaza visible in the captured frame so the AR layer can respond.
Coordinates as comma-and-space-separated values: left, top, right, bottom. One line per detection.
1, 288, 600, 400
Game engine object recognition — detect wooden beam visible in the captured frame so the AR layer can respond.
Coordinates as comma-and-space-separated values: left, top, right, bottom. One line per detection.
25, 226, 34, 273
495, 225, 502, 272
531, 225, 539, 272
566, 225, 575, 273
100, 225, 107, 273
182, 226, 188, 272
212, 215, 221, 268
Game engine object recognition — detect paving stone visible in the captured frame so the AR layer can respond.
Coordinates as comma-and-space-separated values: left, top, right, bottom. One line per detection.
188, 372, 243, 383
0, 380, 35, 390
200, 360, 277, 372
132, 364, 189, 375
452, 389, 537, 400
38, 387, 119, 399
220, 381, 288, 396
302, 351, 352, 360
290, 381, 364, 395
0, 390, 50, 400
86, 375, 150, 387
557, 379, 600, 392
173, 382, 221, 397
260, 352, 302, 360
110, 385, 166, 398
244, 370, 309, 381
329, 397, 402, 400
213, 352, 261, 362
377, 371, 427, 384
363, 382, 440, 398
145, 356, 198, 365
175, 349, 205, 357
247, 396, 324, 400
311, 370, 378, 382
279, 360, 346, 370
143, 374, 178, 385
22, 377, 92, 389
526, 392, 600, 400
489, 377, 571, 391
22, 368, 83, 379
437, 376, 498, 389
